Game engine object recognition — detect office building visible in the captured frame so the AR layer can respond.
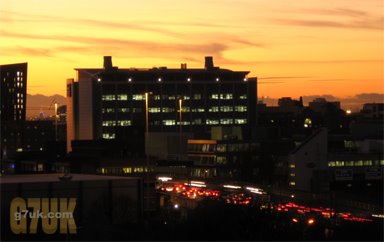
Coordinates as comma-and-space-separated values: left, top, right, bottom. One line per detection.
0, 63, 27, 121
67, 56, 257, 152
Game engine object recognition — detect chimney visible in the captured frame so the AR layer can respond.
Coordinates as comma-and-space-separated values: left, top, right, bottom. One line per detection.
205, 56, 214, 70
181, 63, 187, 69
103, 56, 113, 70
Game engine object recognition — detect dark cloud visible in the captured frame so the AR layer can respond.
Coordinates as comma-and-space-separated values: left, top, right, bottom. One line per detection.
355, 93, 384, 100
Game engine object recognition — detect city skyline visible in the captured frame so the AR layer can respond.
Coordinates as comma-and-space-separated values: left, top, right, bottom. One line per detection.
1, 0, 383, 98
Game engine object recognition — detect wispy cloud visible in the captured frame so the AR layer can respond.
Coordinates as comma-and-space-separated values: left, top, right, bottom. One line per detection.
259, 76, 309, 80
252, 59, 382, 64
0, 27, 265, 63
0, 10, 238, 38
272, 18, 383, 30
271, 7, 383, 30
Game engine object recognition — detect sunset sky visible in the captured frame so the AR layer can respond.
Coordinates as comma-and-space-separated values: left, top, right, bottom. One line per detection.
1, 0, 383, 99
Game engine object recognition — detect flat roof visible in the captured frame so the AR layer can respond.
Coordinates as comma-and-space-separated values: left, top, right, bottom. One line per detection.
0, 173, 138, 184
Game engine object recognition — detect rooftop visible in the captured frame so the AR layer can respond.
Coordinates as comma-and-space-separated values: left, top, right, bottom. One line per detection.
0, 173, 137, 184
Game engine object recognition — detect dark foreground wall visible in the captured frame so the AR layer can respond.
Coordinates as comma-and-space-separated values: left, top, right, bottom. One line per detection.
1, 174, 143, 241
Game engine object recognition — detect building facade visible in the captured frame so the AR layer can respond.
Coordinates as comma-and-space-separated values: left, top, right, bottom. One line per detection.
0, 63, 27, 121
67, 56, 257, 152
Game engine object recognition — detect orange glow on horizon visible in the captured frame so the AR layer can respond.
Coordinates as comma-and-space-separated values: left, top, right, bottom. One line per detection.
0, 0, 382, 99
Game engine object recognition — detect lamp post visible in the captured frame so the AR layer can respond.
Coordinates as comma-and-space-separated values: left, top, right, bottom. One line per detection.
145, 92, 152, 166
54, 102, 58, 141
178, 97, 183, 160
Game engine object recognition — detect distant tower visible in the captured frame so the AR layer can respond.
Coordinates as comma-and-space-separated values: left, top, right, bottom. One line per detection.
204, 56, 214, 70
103, 56, 113, 70
299, 96, 304, 107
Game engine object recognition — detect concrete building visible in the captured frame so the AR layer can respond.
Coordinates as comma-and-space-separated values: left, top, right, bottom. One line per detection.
288, 128, 328, 192
66, 56, 257, 152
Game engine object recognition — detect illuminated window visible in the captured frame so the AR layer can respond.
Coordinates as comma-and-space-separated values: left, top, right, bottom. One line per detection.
209, 106, 219, 112
363, 160, 372, 166
183, 95, 190, 100
216, 156, 227, 164
102, 121, 116, 126
168, 96, 176, 100
132, 94, 144, 100
289, 164, 296, 168
290, 173, 296, 177
132, 108, 142, 113
123, 167, 132, 173
210, 94, 219, 99
234, 119, 247, 124
220, 106, 233, 112
220, 94, 233, 100
193, 119, 202, 124
345, 161, 354, 166
235, 106, 247, 112
304, 118, 312, 128
162, 107, 175, 113
177, 121, 190, 125
102, 108, 115, 113
220, 119, 233, 124
102, 133, 115, 139
117, 94, 128, 100
117, 120, 131, 126
328, 162, 335, 167
183, 107, 190, 112
354, 160, 363, 166
381, 160, 384, 166
102, 95, 115, 101
153, 95, 161, 100
163, 120, 175, 126
37, 164, 44, 172
194, 94, 202, 100
335, 161, 344, 166
192, 108, 204, 112
217, 144, 226, 152
118, 108, 129, 113
206, 119, 219, 125
289, 182, 296, 186
239, 94, 247, 99
149, 107, 161, 113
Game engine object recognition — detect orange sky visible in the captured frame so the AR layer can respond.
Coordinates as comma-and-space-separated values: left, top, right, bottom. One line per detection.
1, 0, 383, 98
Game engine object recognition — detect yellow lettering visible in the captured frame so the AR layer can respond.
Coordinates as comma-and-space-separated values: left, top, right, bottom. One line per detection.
42, 198, 58, 234
27, 198, 40, 234
10, 197, 27, 234
59, 198, 77, 234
